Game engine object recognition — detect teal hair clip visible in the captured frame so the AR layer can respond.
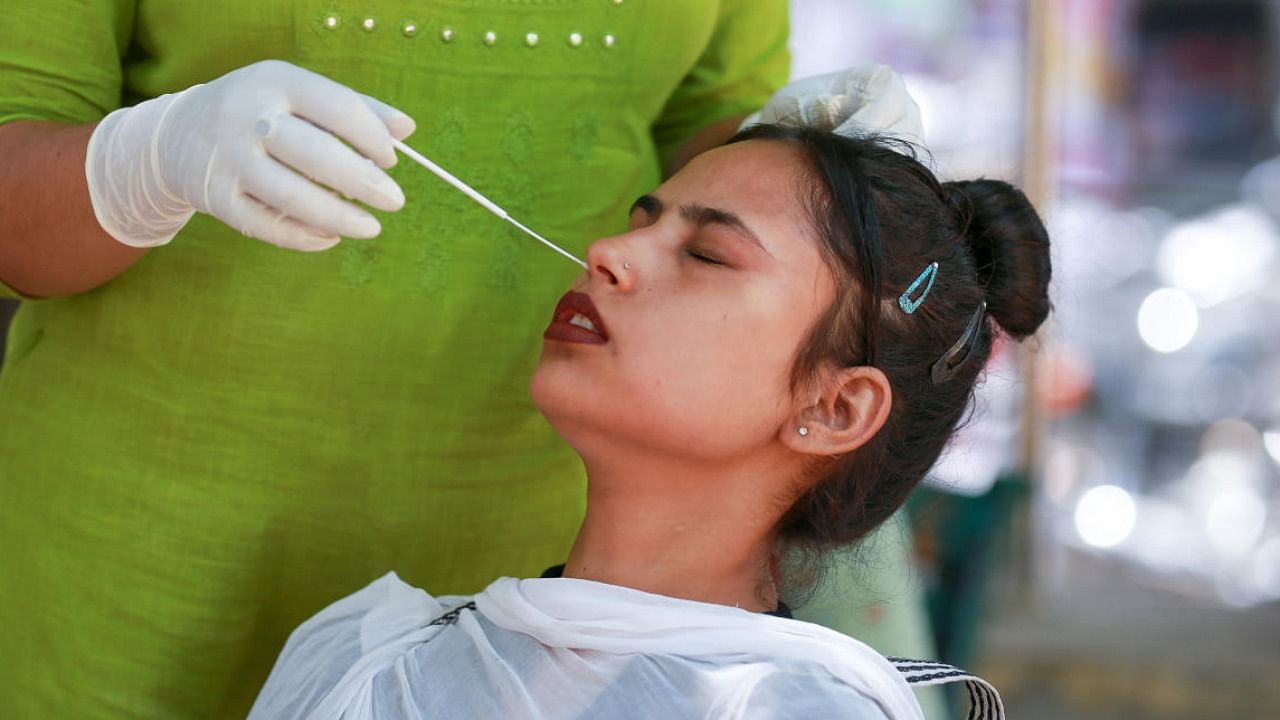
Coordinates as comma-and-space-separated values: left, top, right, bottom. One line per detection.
899, 261, 938, 314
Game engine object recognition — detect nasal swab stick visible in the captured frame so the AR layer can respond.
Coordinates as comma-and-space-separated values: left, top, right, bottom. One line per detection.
392, 139, 588, 268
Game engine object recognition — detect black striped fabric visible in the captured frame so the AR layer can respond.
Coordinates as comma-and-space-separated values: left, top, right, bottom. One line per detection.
888, 656, 1005, 720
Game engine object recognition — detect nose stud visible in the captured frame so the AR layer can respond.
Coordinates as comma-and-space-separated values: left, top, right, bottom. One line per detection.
623, 261, 632, 270
798, 427, 809, 436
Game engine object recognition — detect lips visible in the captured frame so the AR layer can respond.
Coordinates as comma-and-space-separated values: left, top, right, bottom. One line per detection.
544, 290, 610, 345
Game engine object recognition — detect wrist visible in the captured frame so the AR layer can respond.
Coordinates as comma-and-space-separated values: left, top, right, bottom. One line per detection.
86, 92, 195, 248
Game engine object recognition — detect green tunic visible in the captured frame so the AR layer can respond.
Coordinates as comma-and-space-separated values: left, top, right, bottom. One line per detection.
0, 1, 788, 716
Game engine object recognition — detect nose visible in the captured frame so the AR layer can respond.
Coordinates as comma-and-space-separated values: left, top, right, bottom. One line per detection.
585, 234, 638, 292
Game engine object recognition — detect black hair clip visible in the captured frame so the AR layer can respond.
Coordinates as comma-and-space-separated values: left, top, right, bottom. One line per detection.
930, 302, 987, 384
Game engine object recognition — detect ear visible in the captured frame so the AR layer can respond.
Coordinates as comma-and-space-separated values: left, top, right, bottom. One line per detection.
781, 366, 892, 457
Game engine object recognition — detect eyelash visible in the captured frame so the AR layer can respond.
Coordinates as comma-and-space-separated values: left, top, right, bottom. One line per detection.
685, 247, 725, 266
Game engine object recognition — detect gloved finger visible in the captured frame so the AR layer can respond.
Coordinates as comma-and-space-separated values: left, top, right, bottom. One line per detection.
263, 114, 405, 212
794, 69, 852, 99
241, 157, 382, 239
756, 70, 850, 125
755, 95, 799, 125
362, 94, 417, 143
283, 67, 399, 168
758, 92, 840, 128
838, 66, 924, 144
224, 192, 343, 252
838, 64, 893, 97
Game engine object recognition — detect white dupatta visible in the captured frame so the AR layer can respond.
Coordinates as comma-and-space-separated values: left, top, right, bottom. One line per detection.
251, 573, 1001, 720
476, 576, 924, 718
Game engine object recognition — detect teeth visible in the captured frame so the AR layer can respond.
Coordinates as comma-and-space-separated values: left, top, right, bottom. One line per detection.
568, 313, 598, 333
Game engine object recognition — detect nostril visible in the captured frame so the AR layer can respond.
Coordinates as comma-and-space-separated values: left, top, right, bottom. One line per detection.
597, 264, 619, 285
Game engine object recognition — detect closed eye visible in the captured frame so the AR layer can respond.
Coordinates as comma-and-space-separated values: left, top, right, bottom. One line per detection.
628, 193, 771, 258
686, 247, 725, 266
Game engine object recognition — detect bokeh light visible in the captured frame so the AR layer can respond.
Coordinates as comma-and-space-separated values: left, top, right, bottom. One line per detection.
1263, 429, 1280, 465
1136, 287, 1198, 353
1074, 485, 1138, 548
1205, 487, 1268, 557
1156, 206, 1276, 306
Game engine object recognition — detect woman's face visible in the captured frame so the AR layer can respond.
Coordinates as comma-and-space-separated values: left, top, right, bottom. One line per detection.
531, 140, 836, 464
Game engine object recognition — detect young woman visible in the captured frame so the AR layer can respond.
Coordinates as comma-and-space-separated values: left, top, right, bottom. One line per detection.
249, 124, 1051, 720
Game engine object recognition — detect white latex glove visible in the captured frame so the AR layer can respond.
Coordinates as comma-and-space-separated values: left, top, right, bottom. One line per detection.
741, 64, 925, 147
86, 59, 417, 251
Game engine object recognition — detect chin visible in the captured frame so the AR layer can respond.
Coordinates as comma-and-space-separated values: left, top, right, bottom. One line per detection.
529, 371, 598, 460
528, 361, 556, 417
529, 359, 586, 433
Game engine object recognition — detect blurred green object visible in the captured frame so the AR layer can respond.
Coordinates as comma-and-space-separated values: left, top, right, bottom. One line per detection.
907, 476, 1027, 670
796, 512, 951, 720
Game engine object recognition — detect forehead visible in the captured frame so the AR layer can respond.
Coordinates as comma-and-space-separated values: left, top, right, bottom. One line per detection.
657, 141, 827, 276
658, 140, 814, 232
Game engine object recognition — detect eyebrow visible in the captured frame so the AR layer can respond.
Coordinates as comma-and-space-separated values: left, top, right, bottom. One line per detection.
629, 194, 772, 257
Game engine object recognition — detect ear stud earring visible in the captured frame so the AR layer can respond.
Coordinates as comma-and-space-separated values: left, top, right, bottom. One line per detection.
797, 427, 809, 436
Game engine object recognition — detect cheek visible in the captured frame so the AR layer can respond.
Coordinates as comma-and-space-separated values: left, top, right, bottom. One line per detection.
530, 286, 820, 460
613, 307, 801, 448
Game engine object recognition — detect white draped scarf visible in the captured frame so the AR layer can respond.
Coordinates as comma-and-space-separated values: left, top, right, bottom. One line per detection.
250, 573, 1003, 719
476, 576, 924, 718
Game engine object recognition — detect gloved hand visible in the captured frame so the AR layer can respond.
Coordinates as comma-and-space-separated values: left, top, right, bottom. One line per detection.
741, 64, 924, 146
86, 59, 416, 251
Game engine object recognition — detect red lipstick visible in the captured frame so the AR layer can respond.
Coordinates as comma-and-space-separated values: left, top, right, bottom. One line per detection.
544, 290, 609, 345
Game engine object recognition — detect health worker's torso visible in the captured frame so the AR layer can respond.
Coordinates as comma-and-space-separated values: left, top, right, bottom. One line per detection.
0, 1, 763, 717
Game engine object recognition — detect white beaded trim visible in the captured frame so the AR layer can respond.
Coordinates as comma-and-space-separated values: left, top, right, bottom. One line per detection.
319, 15, 619, 52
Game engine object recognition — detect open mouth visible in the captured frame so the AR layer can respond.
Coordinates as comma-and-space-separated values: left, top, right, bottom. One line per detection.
545, 290, 610, 345
567, 313, 600, 333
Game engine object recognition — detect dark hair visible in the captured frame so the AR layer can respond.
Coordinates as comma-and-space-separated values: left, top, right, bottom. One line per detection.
728, 125, 1052, 577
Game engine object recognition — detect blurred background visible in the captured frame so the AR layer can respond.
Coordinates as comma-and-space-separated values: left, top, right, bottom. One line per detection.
786, 0, 1279, 718
2, 1, 1276, 717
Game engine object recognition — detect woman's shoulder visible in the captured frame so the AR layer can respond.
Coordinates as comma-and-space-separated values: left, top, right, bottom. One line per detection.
287, 572, 451, 644
248, 572, 464, 719
605, 649, 895, 719
729, 659, 895, 719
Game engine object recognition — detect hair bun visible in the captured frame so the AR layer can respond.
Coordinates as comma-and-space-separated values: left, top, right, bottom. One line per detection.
944, 179, 1051, 339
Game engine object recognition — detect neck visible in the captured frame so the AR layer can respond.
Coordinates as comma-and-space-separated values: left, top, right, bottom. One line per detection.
562, 449, 789, 612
